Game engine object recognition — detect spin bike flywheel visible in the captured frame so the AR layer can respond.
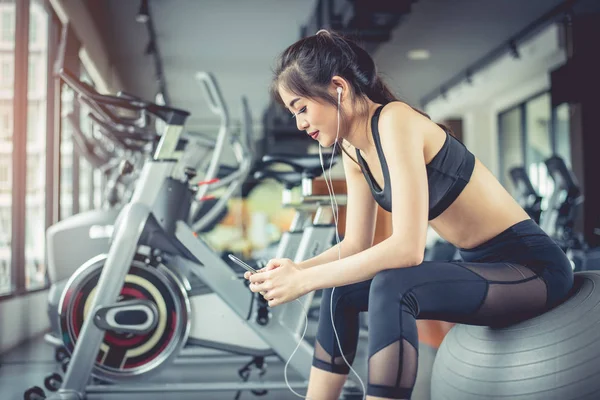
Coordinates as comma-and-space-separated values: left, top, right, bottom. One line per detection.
58, 253, 190, 381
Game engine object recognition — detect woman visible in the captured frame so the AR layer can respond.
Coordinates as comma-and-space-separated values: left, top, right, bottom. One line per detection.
245, 30, 573, 400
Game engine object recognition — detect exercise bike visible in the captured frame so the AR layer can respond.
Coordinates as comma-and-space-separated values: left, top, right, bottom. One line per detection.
509, 166, 543, 224
541, 155, 600, 272
44, 67, 250, 364
45, 111, 151, 359
27, 43, 360, 399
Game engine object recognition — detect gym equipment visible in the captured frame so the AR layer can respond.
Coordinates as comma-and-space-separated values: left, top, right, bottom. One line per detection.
48, 110, 150, 283
542, 155, 600, 271
44, 112, 150, 354
509, 166, 543, 224
539, 155, 583, 246
51, 68, 255, 358
44, 107, 150, 350
183, 155, 348, 357
251, 164, 334, 263
44, 67, 251, 360
48, 67, 337, 364
431, 271, 600, 399
32, 61, 359, 399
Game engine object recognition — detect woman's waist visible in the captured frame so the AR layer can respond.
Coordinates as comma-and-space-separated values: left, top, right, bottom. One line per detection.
458, 218, 544, 251
459, 241, 570, 267
458, 219, 570, 267
431, 196, 530, 249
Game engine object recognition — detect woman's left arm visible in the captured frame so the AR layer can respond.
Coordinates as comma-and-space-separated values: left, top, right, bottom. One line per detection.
302, 234, 423, 291
250, 103, 432, 305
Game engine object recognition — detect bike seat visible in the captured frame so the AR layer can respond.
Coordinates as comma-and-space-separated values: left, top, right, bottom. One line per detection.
253, 169, 303, 189
261, 153, 338, 178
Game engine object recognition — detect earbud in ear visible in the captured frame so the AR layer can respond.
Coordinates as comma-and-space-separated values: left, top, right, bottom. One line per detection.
336, 87, 342, 95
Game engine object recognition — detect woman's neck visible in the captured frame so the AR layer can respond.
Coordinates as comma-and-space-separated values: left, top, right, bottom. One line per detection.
344, 100, 381, 154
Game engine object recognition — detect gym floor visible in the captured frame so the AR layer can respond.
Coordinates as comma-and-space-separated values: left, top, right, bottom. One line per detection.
1, 328, 436, 400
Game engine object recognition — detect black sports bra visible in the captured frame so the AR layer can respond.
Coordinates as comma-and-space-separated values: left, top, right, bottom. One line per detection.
356, 104, 475, 220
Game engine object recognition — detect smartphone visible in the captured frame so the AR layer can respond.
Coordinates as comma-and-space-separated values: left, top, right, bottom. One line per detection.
228, 254, 259, 274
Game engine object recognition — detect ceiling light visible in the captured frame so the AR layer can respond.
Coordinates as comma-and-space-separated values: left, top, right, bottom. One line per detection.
136, 0, 150, 24
407, 49, 430, 60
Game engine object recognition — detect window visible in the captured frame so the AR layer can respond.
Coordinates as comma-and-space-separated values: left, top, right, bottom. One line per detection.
0, 158, 9, 186
0, 159, 10, 295
1, 9, 14, 43
79, 158, 92, 212
0, 58, 12, 89
60, 84, 74, 219
25, 205, 45, 289
0, 259, 9, 295
26, 157, 38, 191
78, 66, 95, 211
0, 1, 14, 296
0, 208, 11, 245
525, 94, 553, 201
27, 103, 38, 143
25, 0, 49, 290
28, 57, 36, 92
29, 10, 37, 45
497, 92, 568, 210
0, 107, 10, 141
555, 103, 571, 168
498, 108, 523, 197
0, 0, 57, 296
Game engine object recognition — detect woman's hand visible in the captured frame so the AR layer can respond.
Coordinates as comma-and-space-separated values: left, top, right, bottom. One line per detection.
245, 258, 308, 307
243, 261, 277, 297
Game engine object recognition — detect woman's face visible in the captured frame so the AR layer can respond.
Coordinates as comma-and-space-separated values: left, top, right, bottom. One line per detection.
278, 85, 341, 148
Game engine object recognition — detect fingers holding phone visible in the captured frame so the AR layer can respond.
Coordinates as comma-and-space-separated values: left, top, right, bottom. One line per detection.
229, 254, 265, 288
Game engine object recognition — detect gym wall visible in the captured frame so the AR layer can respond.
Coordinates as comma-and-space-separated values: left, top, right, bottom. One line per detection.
423, 23, 566, 176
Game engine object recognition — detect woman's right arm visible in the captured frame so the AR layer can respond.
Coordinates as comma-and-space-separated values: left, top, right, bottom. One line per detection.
296, 240, 360, 270
296, 145, 379, 270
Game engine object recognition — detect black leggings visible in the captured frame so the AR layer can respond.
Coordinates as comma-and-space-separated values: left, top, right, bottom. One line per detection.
312, 219, 574, 399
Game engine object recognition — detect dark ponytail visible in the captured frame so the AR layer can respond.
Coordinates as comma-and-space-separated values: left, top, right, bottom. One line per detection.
270, 30, 397, 111
367, 76, 398, 105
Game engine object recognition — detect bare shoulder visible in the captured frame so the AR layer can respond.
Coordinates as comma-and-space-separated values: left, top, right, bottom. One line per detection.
378, 102, 445, 160
377, 102, 429, 146
379, 101, 413, 123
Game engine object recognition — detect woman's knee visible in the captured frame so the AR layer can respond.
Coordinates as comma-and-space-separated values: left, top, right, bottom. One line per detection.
370, 267, 419, 299
320, 286, 347, 309
320, 281, 371, 315
369, 267, 425, 319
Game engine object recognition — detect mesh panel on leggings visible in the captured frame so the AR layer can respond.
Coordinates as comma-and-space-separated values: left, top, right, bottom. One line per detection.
459, 262, 533, 281
369, 339, 417, 393
314, 340, 356, 368
462, 263, 548, 325
365, 262, 550, 398
368, 339, 419, 399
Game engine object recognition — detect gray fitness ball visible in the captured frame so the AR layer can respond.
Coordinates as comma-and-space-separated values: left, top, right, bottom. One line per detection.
431, 271, 600, 400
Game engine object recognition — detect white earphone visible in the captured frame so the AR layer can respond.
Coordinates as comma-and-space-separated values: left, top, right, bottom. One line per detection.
284, 82, 365, 400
